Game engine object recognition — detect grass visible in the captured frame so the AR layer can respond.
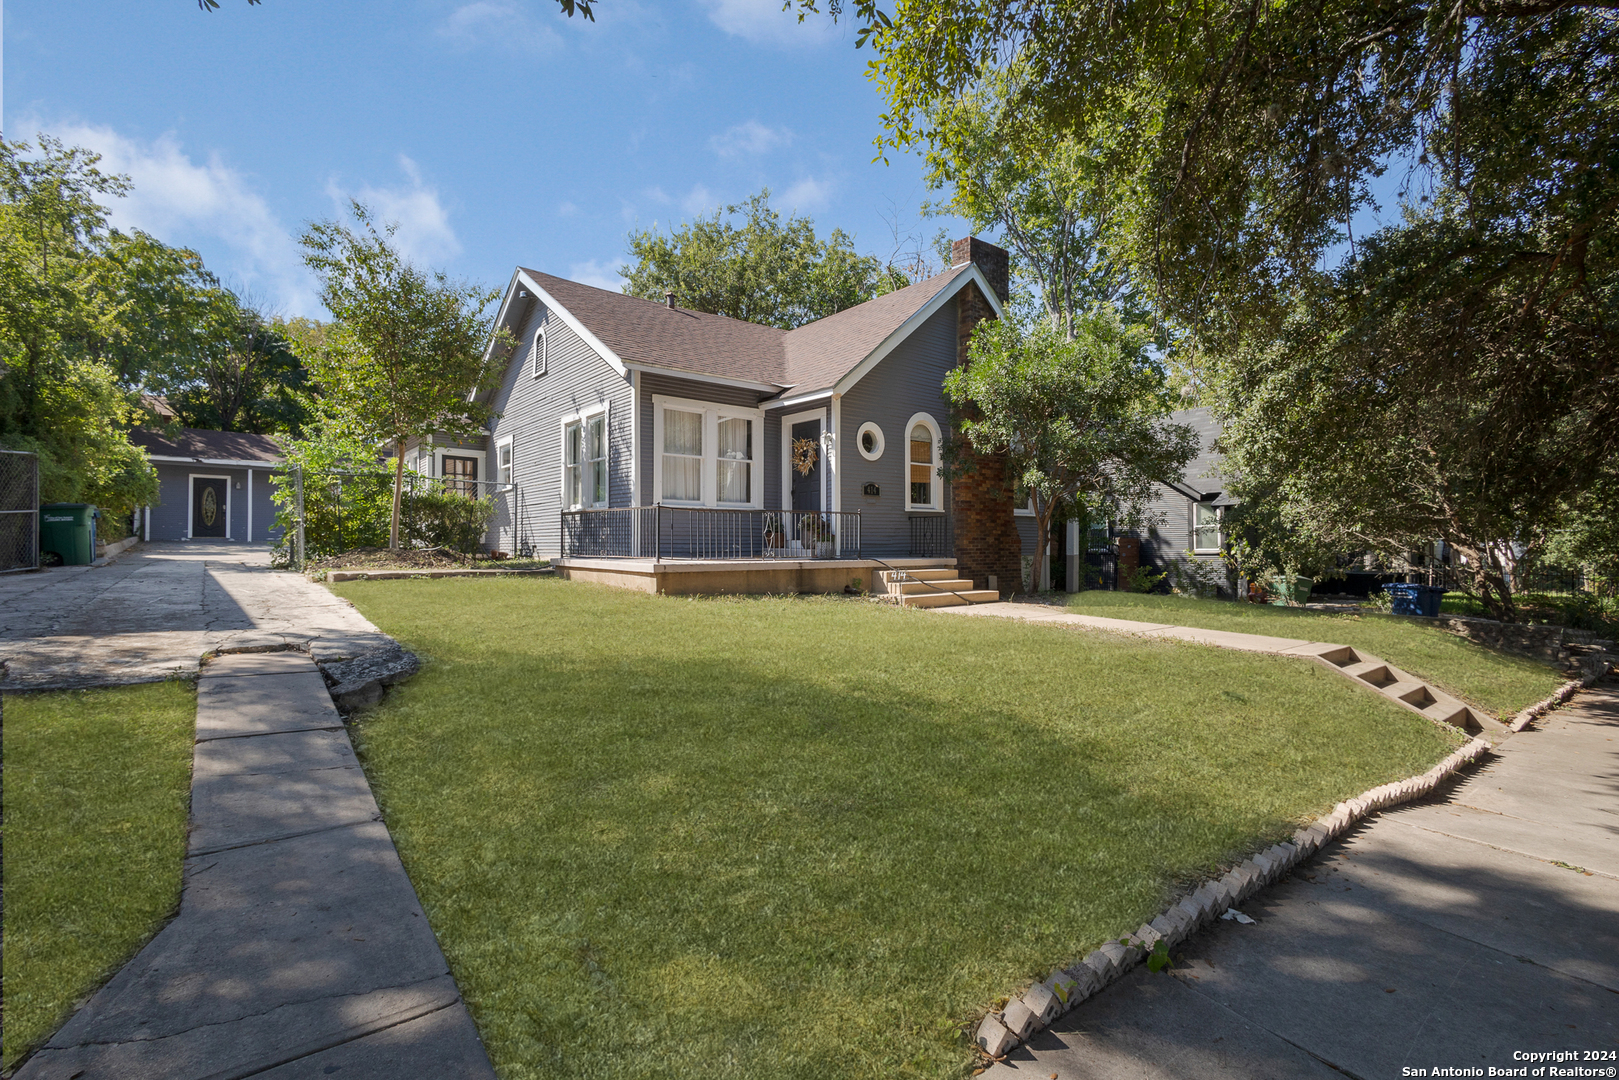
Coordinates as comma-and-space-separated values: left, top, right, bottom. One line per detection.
334, 577, 1468, 1080
1065, 591, 1565, 718
2, 681, 195, 1071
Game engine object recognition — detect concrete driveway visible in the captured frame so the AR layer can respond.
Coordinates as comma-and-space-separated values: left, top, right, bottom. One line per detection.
0, 541, 385, 690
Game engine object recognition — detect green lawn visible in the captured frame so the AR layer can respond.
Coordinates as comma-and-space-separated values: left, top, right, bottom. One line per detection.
335, 578, 1468, 1080
1065, 591, 1564, 718
2, 682, 195, 1071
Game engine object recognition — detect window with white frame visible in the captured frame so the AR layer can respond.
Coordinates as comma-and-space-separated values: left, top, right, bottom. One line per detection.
905, 413, 942, 511
497, 438, 513, 487
563, 412, 608, 509
1192, 502, 1221, 553
717, 416, 753, 504
661, 407, 703, 502
532, 324, 548, 378
653, 396, 763, 507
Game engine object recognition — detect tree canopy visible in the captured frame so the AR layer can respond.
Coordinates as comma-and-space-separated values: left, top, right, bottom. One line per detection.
296, 202, 505, 548
622, 190, 899, 330
945, 307, 1197, 591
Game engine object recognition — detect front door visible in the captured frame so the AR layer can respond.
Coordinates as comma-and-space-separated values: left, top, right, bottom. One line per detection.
443, 455, 478, 497
789, 420, 821, 512
192, 477, 228, 538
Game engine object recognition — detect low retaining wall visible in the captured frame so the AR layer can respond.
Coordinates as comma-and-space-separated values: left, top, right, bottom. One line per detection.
554, 558, 951, 597
1434, 613, 1613, 665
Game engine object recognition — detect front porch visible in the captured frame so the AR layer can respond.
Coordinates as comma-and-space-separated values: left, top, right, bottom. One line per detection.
553, 555, 966, 597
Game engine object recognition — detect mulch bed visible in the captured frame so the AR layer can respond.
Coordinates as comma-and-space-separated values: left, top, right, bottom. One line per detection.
307, 547, 549, 572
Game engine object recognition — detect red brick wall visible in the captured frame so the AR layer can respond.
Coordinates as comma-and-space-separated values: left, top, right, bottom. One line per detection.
949, 279, 1022, 595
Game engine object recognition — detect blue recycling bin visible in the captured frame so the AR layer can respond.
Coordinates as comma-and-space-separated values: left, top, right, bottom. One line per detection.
1383, 582, 1446, 617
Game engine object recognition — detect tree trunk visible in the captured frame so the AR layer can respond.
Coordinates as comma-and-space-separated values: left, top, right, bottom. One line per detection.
390, 439, 406, 550
1035, 497, 1055, 593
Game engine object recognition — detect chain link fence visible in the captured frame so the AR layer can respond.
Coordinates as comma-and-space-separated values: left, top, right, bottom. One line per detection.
0, 449, 40, 573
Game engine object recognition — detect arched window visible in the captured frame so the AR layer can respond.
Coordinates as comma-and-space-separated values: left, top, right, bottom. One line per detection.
532, 322, 548, 378
905, 412, 942, 512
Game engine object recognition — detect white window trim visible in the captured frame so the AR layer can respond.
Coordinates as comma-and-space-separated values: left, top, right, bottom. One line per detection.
855, 421, 885, 462
560, 401, 611, 510
903, 411, 944, 513
1190, 501, 1222, 554
187, 472, 233, 540
779, 407, 827, 512
652, 394, 765, 508
431, 446, 487, 488
531, 322, 548, 378
495, 434, 514, 488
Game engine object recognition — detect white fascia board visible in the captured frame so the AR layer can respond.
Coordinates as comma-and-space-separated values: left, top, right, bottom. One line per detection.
146, 454, 284, 467
624, 361, 781, 395
833, 264, 1006, 396
516, 270, 628, 378
761, 387, 833, 410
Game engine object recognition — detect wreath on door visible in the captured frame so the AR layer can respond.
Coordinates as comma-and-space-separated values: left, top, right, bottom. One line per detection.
791, 437, 819, 477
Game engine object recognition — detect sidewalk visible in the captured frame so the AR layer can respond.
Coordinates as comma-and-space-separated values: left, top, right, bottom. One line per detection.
951, 600, 1619, 1078
14, 651, 496, 1080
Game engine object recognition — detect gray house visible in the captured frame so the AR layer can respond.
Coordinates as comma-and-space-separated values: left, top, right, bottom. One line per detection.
129, 427, 284, 543
413, 237, 1036, 595
1117, 406, 1234, 593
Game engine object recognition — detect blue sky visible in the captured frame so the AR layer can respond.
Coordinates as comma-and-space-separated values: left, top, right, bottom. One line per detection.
5, 1, 969, 319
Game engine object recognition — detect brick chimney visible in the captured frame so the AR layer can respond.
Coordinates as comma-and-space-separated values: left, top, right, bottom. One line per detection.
950, 236, 1009, 305
948, 235, 1021, 596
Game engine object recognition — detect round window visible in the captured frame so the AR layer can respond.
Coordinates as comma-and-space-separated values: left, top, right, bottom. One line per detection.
856, 422, 885, 461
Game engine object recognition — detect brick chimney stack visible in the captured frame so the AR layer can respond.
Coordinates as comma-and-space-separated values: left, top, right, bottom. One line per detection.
948, 235, 1021, 596
950, 236, 1010, 305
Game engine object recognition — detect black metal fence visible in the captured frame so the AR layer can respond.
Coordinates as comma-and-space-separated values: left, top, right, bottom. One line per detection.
1422, 562, 1606, 598
908, 514, 951, 558
561, 506, 861, 560
0, 449, 39, 573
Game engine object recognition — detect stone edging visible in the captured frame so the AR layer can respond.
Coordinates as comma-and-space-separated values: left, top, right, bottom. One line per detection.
322, 567, 554, 582
973, 735, 1494, 1059
1510, 656, 1616, 732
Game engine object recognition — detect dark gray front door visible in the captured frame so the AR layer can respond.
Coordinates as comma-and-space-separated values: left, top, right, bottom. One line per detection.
192, 477, 228, 537
790, 420, 821, 512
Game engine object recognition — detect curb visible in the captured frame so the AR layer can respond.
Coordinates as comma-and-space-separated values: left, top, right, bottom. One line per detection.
973, 734, 1495, 1059
1509, 656, 1615, 732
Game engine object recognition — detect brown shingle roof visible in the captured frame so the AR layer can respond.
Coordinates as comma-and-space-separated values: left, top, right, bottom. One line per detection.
779, 265, 970, 394
517, 263, 975, 394
519, 270, 787, 386
131, 427, 284, 463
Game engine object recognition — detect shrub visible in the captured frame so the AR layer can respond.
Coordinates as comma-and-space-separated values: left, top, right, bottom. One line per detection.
401, 490, 496, 554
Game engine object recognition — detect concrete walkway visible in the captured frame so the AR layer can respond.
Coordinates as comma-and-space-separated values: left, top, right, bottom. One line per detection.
947, 600, 1619, 1077
0, 542, 391, 690
6, 544, 495, 1079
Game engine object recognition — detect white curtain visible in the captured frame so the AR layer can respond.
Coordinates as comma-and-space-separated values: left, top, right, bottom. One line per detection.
717, 417, 751, 503
663, 409, 702, 501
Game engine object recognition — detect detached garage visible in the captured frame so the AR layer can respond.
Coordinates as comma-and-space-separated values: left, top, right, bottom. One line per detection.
129, 428, 285, 543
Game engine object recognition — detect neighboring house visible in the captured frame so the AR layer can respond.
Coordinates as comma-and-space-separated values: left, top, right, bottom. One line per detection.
406, 237, 1034, 593
1118, 406, 1235, 592
129, 427, 284, 543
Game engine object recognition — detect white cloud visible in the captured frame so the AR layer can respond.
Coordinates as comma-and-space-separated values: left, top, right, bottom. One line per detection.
642, 186, 671, 205
557, 201, 580, 217
569, 258, 624, 293
29, 119, 319, 316
438, 2, 563, 53
328, 156, 462, 266
681, 184, 717, 216
710, 120, 793, 158
780, 176, 833, 212
699, 0, 839, 46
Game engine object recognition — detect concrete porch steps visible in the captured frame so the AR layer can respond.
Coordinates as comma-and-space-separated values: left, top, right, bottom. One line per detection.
875, 566, 1000, 609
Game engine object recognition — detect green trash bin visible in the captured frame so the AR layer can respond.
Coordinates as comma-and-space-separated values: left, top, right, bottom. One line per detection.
40, 503, 98, 565
1269, 574, 1315, 606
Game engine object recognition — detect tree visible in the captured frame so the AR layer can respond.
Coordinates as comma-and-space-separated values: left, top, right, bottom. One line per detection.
622, 190, 889, 330
0, 136, 157, 511
812, 0, 1618, 617
922, 66, 1140, 336
944, 307, 1197, 591
161, 293, 311, 435
297, 203, 504, 549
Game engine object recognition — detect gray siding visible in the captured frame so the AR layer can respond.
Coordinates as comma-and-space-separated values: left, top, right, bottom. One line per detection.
636, 372, 770, 506
487, 300, 632, 557
145, 462, 282, 543
836, 300, 958, 557
1126, 407, 1228, 592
